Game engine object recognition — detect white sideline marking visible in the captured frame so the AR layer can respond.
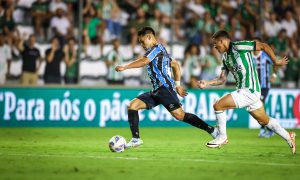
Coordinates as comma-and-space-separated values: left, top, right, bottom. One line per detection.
0, 152, 298, 167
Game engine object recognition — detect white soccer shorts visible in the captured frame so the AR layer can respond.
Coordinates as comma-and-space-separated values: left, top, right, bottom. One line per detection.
230, 88, 262, 112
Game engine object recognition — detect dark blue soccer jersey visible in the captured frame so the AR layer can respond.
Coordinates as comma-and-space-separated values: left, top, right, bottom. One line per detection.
252, 51, 273, 89
144, 44, 175, 91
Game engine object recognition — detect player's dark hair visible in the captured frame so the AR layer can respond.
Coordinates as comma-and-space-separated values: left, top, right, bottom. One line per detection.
212, 30, 230, 40
137, 26, 155, 37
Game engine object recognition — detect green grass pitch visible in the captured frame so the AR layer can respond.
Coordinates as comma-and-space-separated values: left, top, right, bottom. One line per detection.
0, 127, 299, 180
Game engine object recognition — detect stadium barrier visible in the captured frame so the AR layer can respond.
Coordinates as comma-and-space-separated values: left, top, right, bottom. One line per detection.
0, 87, 299, 128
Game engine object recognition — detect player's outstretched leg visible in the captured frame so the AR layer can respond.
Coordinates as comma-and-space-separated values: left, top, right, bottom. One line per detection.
126, 98, 147, 149
170, 108, 218, 138
206, 94, 236, 148
250, 107, 296, 155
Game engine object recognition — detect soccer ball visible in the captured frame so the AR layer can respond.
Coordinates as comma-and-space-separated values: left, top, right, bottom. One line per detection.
108, 135, 127, 152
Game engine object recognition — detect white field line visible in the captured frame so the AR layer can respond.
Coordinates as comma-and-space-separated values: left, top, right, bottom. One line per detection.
0, 152, 298, 167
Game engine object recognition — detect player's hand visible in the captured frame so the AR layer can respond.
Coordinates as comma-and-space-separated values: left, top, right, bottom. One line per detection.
197, 80, 208, 89
115, 65, 126, 72
176, 86, 187, 97
275, 56, 289, 66
270, 74, 276, 83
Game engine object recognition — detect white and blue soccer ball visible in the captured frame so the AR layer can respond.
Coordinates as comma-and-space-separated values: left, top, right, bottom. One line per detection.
108, 135, 127, 152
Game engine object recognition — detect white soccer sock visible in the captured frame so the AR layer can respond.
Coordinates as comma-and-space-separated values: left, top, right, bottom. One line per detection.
215, 110, 227, 137
266, 118, 290, 141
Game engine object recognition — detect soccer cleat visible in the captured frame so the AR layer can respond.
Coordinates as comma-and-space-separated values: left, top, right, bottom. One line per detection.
287, 132, 296, 155
264, 129, 274, 138
258, 128, 266, 137
125, 138, 143, 149
206, 135, 228, 148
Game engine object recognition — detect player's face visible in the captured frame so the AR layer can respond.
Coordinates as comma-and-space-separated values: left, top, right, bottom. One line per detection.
138, 35, 152, 50
213, 38, 226, 53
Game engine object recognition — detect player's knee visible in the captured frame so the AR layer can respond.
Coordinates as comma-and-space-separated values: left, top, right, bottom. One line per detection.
257, 116, 270, 126
213, 102, 222, 111
128, 102, 140, 111
172, 112, 185, 121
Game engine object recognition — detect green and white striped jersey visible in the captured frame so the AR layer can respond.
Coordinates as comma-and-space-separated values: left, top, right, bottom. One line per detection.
222, 41, 261, 93
106, 49, 124, 81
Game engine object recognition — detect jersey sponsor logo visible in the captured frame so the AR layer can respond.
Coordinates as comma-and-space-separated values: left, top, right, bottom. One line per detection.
232, 64, 242, 72
169, 104, 174, 109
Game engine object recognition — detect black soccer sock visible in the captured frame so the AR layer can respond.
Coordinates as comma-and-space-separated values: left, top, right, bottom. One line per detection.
128, 109, 140, 138
183, 113, 214, 134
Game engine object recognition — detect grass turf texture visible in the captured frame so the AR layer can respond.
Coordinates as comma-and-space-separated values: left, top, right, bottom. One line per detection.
0, 128, 299, 180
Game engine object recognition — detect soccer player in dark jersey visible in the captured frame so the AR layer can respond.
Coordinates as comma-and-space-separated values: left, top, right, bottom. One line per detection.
252, 37, 277, 138
115, 27, 218, 148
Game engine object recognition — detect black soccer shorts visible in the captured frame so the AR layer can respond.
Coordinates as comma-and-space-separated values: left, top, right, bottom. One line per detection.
137, 85, 181, 112
260, 88, 270, 103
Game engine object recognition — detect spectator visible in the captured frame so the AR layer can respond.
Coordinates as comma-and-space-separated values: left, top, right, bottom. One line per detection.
263, 12, 281, 38
102, 0, 122, 39
237, 0, 258, 38
83, 4, 105, 57
0, 33, 12, 84
284, 46, 300, 88
268, 29, 288, 54
128, 8, 148, 52
273, 0, 294, 20
185, 13, 202, 44
2, 4, 16, 46
148, 9, 162, 35
119, 0, 142, 18
17, 35, 41, 85
0, 4, 5, 33
31, 0, 49, 41
49, 0, 67, 14
105, 39, 124, 84
197, 11, 218, 35
141, 0, 157, 18
229, 15, 246, 41
280, 10, 298, 39
200, 47, 221, 80
172, 3, 186, 41
50, 8, 72, 47
44, 37, 64, 84
186, 0, 206, 17
157, 0, 171, 22
63, 37, 78, 84
182, 44, 201, 88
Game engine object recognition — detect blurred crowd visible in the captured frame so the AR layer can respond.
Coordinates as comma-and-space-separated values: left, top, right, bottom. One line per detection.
0, 0, 300, 88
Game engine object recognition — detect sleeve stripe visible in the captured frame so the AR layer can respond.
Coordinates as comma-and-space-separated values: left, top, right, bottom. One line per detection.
146, 47, 160, 61
235, 45, 254, 51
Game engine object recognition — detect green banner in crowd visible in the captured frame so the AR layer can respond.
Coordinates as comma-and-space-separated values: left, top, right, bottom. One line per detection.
0, 87, 299, 128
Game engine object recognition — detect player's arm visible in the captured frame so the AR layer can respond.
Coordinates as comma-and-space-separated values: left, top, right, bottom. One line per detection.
197, 69, 229, 89
171, 59, 187, 97
115, 57, 150, 72
255, 41, 289, 66
269, 57, 278, 83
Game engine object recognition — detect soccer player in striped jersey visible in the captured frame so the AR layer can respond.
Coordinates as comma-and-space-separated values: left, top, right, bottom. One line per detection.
115, 27, 218, 148
252, 37, 276, 138
198, 30, 296, 155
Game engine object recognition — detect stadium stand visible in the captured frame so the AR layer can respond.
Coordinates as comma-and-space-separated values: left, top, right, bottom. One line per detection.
0, 0, 299, 87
